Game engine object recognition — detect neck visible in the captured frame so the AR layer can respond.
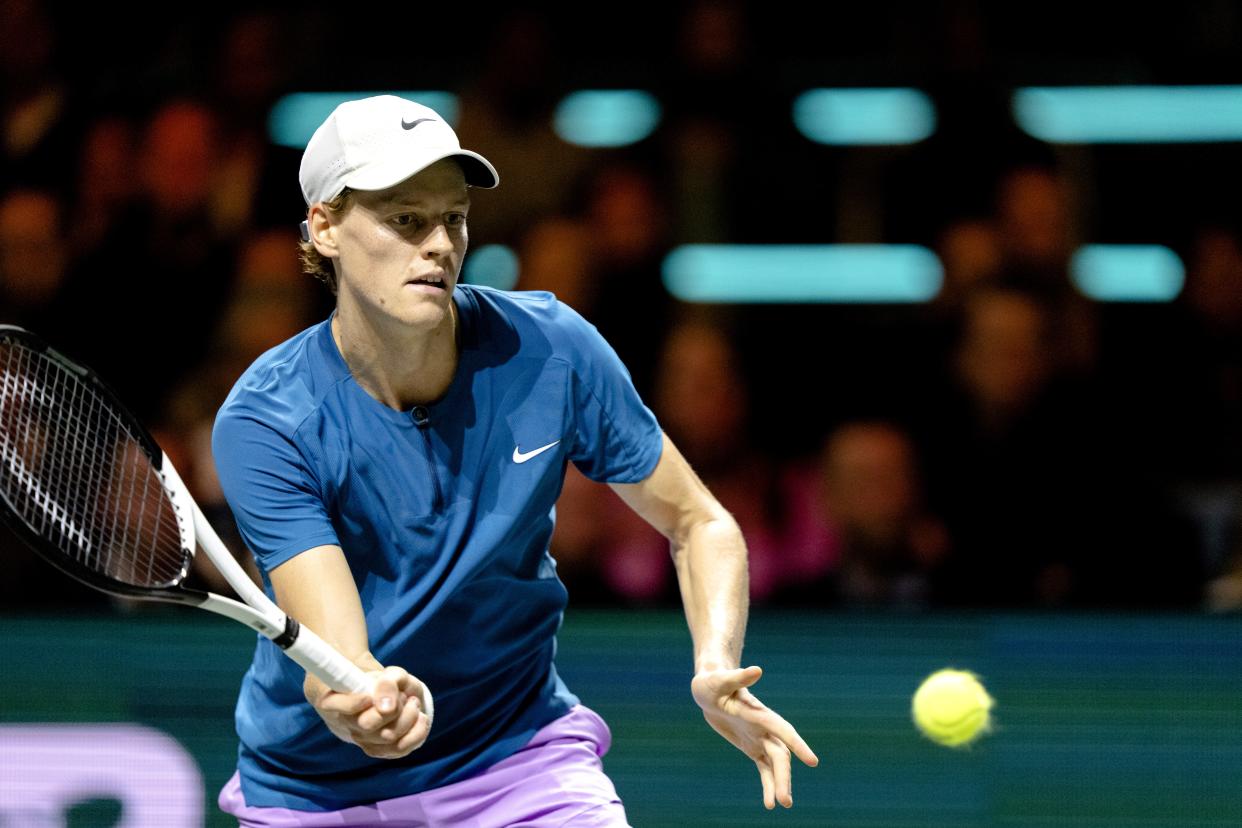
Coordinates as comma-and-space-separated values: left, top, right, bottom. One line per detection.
332, 297, 459, 410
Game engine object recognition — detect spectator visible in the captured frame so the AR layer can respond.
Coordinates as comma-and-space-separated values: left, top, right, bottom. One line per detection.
455, 11, 592, 247
579, 161, 675, 398
782, 422, 948, 609
994, 163, 1098, 375
69, 115, 138, 255
934, 217, 1003, 312
661, 0, 753, 243
918, 286, 1101, 606
57, 99, 237, 422
0, 188, 71, 335
1125, 224, 1242, 598
515, 217, 597, 314
209, 11, 301, 232
0, 0, 76, 194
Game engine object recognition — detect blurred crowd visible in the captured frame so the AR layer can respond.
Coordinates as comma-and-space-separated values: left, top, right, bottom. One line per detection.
1, 0, 1240, 612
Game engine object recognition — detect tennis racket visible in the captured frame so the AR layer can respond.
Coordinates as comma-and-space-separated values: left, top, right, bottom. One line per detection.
0, 325, 433, 720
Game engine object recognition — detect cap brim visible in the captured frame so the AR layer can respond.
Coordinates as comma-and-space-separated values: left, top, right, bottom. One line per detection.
454, 152, 500, 189
344, 151, 499, 194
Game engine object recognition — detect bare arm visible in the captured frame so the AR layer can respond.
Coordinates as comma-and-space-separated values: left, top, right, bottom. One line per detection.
609, 433, 819, 809
609, 435, 748, 674
269, 545, 430, 758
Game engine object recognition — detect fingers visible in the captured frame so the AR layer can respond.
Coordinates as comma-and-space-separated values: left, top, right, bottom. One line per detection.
391, 668, 424, 698
391, 670, 432, 723
359, 667, 430, 754
316, 689, 374, 717
788, 728, 819, 768
756, 753, 776, 810
764, 736, 793, 808
357, 695, 424, 758
720, 687, 819, 769
356, 667, 412, 731
379, 693, 422, 742
395, 710, 431, 752
372, 668, 405, 716
313, 662, 435, 759
356, 690, 407, 732
694, 664, 820, 811
748, 708, 819, 768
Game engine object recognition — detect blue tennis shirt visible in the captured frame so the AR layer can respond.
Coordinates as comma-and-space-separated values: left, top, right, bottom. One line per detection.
212, 285, 664, 810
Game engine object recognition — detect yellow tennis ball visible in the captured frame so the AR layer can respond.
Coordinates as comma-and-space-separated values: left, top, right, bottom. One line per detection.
912, 668, 994, 747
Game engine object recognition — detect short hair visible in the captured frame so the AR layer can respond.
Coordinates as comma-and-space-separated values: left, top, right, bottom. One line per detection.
297, 188, 353, 295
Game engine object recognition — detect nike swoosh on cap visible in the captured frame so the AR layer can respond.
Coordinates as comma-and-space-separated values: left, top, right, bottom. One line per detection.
513, 441, 560, 464
402, 117, 434, 130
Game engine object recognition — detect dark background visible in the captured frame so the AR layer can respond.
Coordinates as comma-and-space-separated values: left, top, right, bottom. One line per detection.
3, 1, 1242, 609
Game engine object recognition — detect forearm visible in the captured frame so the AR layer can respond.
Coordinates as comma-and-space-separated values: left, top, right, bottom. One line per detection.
269, 545, 380, 685
608, 433, 752, 673
267, 545, 430, 756
671, 509, 749, 673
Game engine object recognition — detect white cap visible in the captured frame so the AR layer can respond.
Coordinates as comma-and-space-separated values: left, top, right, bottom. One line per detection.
298, 95, 499, 207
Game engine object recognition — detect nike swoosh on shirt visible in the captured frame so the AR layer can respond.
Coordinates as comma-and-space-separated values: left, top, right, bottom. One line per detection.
513, 441, 560, 464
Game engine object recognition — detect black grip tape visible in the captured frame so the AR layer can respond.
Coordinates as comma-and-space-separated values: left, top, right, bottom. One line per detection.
273, 615, 300, 649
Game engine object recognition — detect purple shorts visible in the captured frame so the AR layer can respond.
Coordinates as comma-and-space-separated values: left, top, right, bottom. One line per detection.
218, 705, 631, 827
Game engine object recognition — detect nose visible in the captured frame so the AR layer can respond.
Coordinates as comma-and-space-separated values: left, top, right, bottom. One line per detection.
422, 222, 454, 259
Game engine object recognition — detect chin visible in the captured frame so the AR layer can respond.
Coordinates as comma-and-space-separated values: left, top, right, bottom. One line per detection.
397, 294, 452, 326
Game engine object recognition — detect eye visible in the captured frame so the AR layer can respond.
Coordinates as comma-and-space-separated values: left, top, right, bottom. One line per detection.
446, 213, 467, 228
392, 214, 418, 227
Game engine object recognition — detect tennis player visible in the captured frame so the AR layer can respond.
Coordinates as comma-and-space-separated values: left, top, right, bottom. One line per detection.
212, 94, 817, 826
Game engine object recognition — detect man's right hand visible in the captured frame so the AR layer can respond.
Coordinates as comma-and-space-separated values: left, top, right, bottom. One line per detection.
305, 665, 432, 759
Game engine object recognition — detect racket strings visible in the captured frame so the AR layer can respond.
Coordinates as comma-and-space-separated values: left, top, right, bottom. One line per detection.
0, 341, 188, 588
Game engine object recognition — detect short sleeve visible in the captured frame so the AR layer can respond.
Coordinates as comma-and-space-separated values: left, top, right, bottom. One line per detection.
212, 409, 340, 572
560, 304, 664, 483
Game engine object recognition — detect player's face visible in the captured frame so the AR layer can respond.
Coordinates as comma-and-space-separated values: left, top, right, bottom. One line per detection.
330, 159, 470, 329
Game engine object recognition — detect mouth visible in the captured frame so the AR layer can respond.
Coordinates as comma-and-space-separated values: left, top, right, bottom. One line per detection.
405, 273, 450, 293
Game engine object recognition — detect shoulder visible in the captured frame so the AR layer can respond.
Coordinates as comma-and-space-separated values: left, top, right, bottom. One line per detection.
461, 284, 606, 361
213, 319, 339, 445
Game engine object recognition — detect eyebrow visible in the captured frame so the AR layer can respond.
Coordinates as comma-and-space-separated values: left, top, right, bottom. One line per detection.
381, 196, 470, 208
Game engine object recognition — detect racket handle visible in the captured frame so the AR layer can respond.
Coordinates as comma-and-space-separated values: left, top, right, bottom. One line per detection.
284, 623, 436, 722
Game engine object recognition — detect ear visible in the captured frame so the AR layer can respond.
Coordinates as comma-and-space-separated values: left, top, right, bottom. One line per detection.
307, 204, 340, 259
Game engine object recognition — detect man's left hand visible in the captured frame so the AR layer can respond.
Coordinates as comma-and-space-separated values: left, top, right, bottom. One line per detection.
691, 665, 819, 809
